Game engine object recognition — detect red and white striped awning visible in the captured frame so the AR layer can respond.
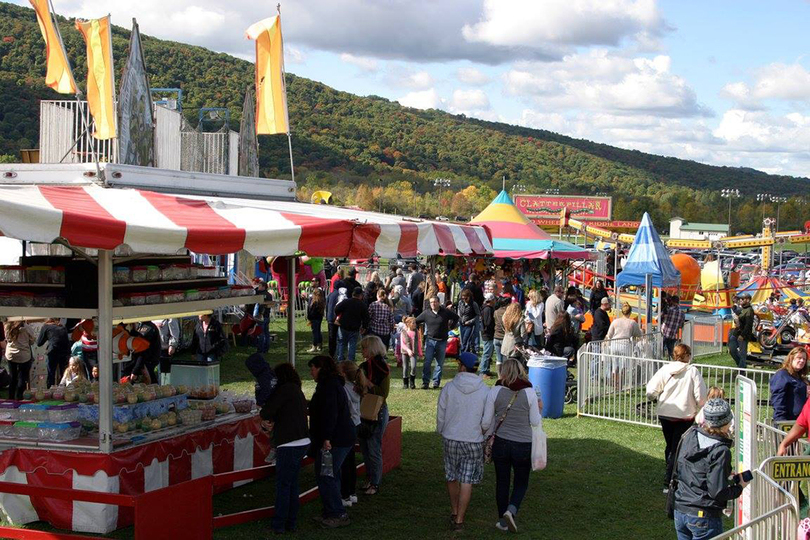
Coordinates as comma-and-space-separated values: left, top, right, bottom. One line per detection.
0, 185, 492, 258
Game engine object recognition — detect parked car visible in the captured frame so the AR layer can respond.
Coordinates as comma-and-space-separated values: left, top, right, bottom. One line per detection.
772, 263, 805, 280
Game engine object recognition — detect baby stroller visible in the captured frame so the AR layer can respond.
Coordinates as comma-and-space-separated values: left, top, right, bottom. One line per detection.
445, 329, 460, 359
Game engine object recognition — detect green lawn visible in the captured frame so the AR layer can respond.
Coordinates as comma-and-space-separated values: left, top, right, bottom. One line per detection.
10, 319, 743, 539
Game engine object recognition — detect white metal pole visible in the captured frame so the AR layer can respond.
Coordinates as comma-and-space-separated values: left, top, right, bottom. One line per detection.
287, 257, 296, 366
97, 249, 113, 453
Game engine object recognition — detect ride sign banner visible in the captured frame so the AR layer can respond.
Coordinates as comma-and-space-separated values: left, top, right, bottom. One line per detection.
514, 195, 612, 221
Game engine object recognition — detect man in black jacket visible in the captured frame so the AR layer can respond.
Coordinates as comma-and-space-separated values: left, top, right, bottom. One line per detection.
342, 268, 362, 297
591, 297, 611, 341
334, 287, 369, 362
416, 296, 460, 389
478, 293, 496, 377
125, 320, 162, 383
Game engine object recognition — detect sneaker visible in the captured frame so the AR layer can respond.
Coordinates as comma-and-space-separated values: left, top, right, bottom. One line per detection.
342, 498, 353, 507
451, 521, 464, 532
349, 495, 358, 504
495, 520, 508, 532
306, 346, 317, 353
662, 487, 669, 494
432, 384, 441, 390
503, 510, 517, 533
421, 384, 430, 390
321, 515, 351, 529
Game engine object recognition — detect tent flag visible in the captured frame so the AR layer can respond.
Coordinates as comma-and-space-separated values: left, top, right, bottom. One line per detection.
238, 86, 260, 177
29, 0, 77, 94
616, 212, 680, 289
118, 19, 155, 166
245, 16, 289, 135
75, 15, 116, 140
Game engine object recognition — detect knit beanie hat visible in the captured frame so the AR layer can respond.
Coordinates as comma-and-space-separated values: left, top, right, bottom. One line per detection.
703, 398, 732, 428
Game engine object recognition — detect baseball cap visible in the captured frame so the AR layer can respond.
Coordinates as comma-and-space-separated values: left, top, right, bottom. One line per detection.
484, 292, 495, 301
458, 352, 478, 370
352, 287, 364, 296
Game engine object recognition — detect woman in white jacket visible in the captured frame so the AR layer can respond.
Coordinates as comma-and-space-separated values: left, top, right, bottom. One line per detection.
481, 358, 542, 533
645, 343, 707, 492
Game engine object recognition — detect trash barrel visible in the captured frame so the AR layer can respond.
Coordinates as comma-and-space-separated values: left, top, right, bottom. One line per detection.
527, 356, 568, 419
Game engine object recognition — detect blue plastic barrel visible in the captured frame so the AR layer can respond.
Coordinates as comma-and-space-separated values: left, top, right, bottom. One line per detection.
527, 356, 568, 419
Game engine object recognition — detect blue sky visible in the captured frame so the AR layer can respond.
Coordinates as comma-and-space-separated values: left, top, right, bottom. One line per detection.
13, 0, 810, 177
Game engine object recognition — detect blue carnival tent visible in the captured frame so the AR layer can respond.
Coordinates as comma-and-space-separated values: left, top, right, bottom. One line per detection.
616, 212, 680, 289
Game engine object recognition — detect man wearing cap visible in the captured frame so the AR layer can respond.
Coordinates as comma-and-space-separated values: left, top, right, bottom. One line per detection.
728, 293, 754, 368
672, 398, 749, 538
334, 287, 370, 362
591, 297, 612, 342
436, 352, 489, 532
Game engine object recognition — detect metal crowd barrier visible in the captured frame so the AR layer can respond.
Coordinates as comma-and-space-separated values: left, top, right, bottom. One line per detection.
683, 316, 725, 358
711, 467, 798, 540
577, 339, 774, 428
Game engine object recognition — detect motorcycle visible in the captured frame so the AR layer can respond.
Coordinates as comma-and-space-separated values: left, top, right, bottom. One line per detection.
756, 306, 810, 353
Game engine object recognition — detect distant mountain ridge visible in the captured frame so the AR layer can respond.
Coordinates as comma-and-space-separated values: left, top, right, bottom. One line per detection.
0, 1, 806, 232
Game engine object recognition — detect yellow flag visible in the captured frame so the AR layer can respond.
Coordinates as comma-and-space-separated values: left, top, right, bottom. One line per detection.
29, 0, 77, 94
245, 16, 289, 135
75, 16, 116, 140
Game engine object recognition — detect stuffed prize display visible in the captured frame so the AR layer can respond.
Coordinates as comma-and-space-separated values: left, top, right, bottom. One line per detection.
269, 256, 326, 290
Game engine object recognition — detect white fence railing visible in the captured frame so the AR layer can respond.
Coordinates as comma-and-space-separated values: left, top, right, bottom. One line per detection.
577, 342, 775, 427
683, 315, 725, 358
711, 467, 798, 540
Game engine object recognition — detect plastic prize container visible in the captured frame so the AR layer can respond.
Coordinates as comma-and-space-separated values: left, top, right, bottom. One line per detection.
527, 355, 568, 419
13, 421, 39, 439
26, 266, 51, 284
0, 420, 15, 437
48, 403, 80, 423
0, 266, 25, 283
18, 403, 50, 422
113, 266, 131, 284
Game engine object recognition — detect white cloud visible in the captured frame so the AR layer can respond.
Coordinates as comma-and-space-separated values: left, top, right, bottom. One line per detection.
340, 53, 379, 72
462, 0, 669, 49
723, 63, 810, 109
456, 67, 491, 86
450, 89, 491, 111
286, 46, 307, 64
397, 88, 443, 110
505, 50, 709, 118
386, 69, 434, 90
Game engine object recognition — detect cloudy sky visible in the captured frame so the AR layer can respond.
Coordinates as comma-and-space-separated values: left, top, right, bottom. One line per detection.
14, 0, 810, 177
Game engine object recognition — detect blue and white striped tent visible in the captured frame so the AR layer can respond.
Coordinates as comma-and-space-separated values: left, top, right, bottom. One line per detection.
616, 212, 680, 288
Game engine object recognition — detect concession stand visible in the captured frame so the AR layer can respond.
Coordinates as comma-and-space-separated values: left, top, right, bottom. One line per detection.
0, 162, 492, 532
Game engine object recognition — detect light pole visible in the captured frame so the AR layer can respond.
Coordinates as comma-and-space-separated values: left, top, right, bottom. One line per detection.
433, 178, 451, 216
512, 183, 527, 196
771, 196, 787, 232
720, 188, 740, 234
756, 193, 771, 227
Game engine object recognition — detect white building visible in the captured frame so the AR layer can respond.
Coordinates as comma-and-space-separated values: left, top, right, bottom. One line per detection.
669, 217, 729, 241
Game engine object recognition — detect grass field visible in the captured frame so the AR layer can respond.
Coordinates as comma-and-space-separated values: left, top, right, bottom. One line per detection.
12, 320, 745, 539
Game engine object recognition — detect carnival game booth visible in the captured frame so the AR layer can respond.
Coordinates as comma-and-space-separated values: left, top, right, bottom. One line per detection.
0, 163, 492, 533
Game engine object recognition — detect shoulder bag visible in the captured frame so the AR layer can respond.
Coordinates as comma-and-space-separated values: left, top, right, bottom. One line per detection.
484, 390, 518, 464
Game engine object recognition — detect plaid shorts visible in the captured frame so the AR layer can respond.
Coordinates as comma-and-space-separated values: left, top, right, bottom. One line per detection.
443, 438, 484, 484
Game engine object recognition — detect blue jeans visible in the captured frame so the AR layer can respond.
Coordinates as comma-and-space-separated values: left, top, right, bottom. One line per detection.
474, 319, 481, 352
272, 444, 308, 532
311, 318, 323, 347
422, 338, 448, 387
360, 403, 389, 486
337, 328, 359, 362
479, 339, 494, 375
674, 509, 723, 540
493, 338, 504, 366
728, 334, 748, 368
315, 444, 353, 518
460, 324, 476, 353
492, 437, 532, 517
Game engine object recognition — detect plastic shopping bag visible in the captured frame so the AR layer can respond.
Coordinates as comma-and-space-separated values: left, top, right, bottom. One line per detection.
531, 420, 547, 471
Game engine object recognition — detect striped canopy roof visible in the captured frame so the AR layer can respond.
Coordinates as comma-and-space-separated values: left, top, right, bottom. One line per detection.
0, 184, 492, 258
737, 276, 809, 304
470, 190, 592, 259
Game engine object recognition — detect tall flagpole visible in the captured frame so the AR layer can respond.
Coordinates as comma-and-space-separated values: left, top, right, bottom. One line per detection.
277, 3, 295, 183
